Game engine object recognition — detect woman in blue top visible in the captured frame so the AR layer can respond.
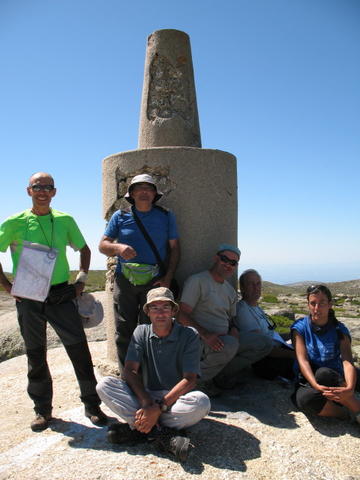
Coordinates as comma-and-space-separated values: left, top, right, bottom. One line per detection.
291, 285, 360, 421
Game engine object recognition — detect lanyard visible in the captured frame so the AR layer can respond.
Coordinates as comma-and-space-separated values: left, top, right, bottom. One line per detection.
25, 210, 56, 258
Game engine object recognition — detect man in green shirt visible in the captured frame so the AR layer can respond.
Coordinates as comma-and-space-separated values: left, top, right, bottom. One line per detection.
0, 172, 107, 432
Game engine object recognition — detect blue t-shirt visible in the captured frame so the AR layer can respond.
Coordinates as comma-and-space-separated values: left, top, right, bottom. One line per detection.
291, 316, 350, 375
104, 207, 178, 274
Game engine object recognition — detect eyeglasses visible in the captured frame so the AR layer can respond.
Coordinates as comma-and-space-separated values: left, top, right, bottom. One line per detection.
148, 304, 173, 313
30, 184, 55, 192
217, 253, 238, 266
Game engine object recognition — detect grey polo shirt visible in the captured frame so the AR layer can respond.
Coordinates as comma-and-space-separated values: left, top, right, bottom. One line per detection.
125, 321, 201, 391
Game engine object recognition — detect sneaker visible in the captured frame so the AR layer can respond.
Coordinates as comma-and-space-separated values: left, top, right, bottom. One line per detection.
197, 380, 222, 398
30, 413, 52, 432
151, 426, 190, 462
107, 423, 148, 445
84, 405, 108, 426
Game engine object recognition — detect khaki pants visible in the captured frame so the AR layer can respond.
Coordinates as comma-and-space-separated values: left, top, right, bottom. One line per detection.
97, 376, 210, 430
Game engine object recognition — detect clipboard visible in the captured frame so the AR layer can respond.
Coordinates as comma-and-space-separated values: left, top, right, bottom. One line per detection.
11, 241, 58, 302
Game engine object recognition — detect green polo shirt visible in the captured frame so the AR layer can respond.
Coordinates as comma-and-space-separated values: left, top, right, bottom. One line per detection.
126, 321, 201, 391
0, 209, 86, 285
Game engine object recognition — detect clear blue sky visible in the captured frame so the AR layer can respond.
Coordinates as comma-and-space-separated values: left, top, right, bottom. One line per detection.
1, 0, 359, 284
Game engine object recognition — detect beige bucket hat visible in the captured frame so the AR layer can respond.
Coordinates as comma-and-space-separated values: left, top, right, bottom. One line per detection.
143, 287, 179, 314
75, 293, 104, 329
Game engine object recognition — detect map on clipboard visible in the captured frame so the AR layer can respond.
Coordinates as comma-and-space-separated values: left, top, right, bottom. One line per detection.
11, 241, 58, 302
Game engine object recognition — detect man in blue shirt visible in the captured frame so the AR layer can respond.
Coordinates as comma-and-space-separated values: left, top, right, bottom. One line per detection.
99, 174, 180, 369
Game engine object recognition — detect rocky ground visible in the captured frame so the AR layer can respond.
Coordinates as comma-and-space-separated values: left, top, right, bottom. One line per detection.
0, 292, 107, 362
1, 340, 360, 480
1, 290, 360, 479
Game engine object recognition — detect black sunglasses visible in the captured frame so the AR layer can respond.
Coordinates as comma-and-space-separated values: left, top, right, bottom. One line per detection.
217, 253, 238, 266
30, 184, 55, 192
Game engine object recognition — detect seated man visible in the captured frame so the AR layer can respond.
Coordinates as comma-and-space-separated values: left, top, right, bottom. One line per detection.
219, 269, 295, 386
177, 244, 241, 396
97, 287, 210, 462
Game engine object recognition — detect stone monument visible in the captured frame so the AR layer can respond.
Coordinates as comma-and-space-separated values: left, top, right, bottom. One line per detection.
102, 29, 237, 366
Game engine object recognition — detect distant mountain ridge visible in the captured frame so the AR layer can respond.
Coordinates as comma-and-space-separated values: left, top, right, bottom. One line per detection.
262, 278, 360, 296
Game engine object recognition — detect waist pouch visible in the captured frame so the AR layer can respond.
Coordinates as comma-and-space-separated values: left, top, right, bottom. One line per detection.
122, 263, 159, 286
46, 283, 77, 305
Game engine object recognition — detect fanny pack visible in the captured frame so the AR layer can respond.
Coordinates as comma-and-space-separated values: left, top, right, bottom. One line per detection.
122, 263, 159, 286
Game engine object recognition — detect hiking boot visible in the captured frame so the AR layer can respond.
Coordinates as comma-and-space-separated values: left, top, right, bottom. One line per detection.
197, 380, 222, 398
84, 405, 108, 426
107, 423, 148, 445
151, 426, 190, 462
30, 413, 52, 432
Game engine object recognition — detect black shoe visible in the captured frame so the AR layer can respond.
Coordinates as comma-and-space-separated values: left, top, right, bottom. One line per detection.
151, 426, 190, 462
30, 413, 52, 432
107, 423, 148, 445
85, 405, 108, 426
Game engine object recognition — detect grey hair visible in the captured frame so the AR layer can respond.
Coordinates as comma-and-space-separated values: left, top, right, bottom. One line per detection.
239, 269, 261, 289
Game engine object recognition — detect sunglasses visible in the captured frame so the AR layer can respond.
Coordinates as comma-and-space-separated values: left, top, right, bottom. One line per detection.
30, 184, 55, 192
217, 253, 238, 266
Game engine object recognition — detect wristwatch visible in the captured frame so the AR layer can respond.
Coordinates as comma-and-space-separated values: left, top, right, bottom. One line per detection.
156, 399, 170, 413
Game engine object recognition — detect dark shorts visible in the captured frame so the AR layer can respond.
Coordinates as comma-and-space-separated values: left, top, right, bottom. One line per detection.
294, 367, 345, 415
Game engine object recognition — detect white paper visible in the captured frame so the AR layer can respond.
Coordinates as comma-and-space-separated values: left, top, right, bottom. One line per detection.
11, 241, 58, 302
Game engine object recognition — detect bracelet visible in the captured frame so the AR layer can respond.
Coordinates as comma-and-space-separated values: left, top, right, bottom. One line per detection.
75, 271, 88, 284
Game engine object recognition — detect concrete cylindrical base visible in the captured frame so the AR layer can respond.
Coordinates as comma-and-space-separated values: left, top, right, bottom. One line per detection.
102, 146, 237, 364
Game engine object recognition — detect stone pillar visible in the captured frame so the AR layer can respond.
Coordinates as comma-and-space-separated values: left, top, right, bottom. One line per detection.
102, 29, 238, 368
138, 29, 201, 148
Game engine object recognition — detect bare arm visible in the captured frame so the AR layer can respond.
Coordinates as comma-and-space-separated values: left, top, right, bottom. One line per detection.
123, 360, 161, 433
123, 360, 154, 407
322, 336, 360, 411
74, 244, 91, 296
162, 372, 197, 408
98, 235, 137, 261
79, 244, 91, 273
0, 261, 12, 295
177, 302, 225, 351
340, 335, 357, 391
154, 238, 180, 288
293, 331, 325, 391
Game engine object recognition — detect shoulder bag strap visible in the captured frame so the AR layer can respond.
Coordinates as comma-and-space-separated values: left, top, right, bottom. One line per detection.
131, 206, 167, 275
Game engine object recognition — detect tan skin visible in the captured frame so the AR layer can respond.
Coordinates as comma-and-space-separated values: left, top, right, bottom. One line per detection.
123, 300, 197, 433
293, 291, 360, 417
241, 271, 295, 359
0, 172, 90, 300
177, 250, 239, 352
98, 183, 180, 288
